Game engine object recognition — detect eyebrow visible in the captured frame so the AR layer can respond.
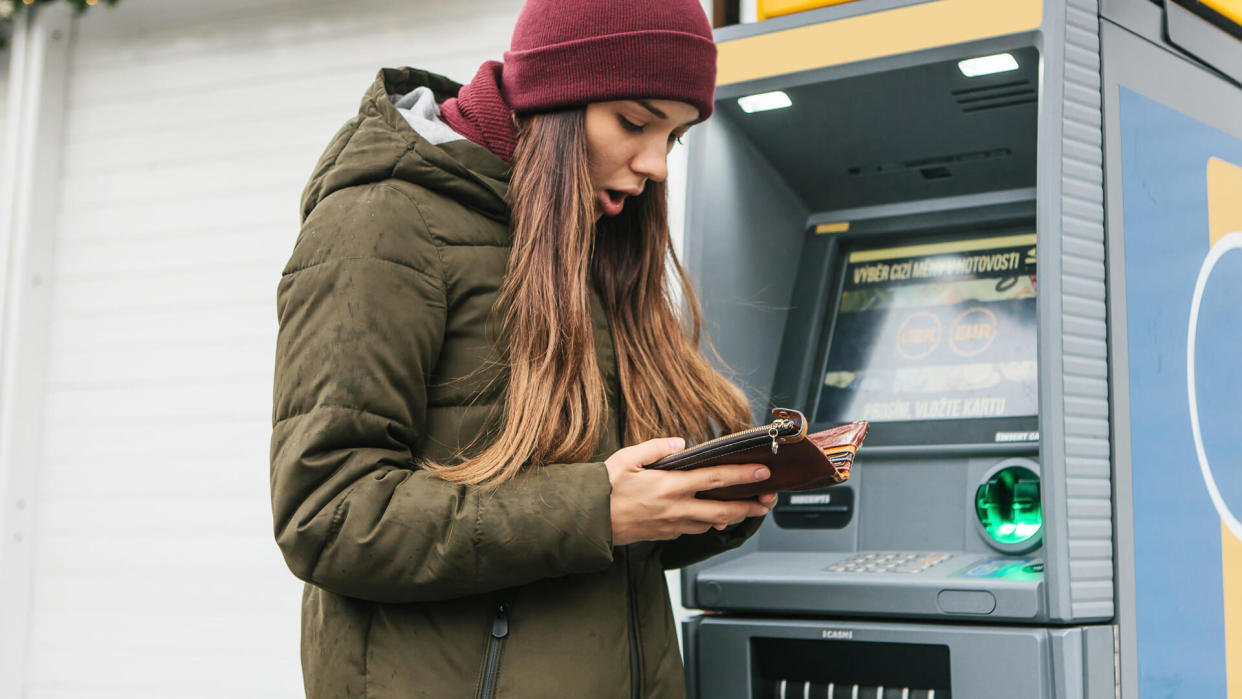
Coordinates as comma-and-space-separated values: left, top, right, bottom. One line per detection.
635, 100, 668, 119
635, 100, 696, 127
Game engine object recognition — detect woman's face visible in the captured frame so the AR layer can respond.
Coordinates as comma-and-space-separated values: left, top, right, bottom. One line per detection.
584, 99, 699, 220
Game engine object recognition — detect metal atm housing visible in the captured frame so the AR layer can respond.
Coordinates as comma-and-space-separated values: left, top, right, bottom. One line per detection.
685, 1, 1242, 695
677, 0, 1242, 696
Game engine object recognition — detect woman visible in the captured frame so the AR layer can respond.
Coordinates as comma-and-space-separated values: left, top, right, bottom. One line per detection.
271, 1, 775, 696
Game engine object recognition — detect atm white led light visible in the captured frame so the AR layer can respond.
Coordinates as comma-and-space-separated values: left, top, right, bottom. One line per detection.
957, 53, 1020, 77
737, 90, 792, 113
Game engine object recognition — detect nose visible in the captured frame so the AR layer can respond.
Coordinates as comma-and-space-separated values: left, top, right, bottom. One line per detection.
631, 139, 669, 183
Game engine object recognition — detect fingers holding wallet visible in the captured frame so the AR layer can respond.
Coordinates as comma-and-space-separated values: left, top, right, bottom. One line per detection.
605, 439, 775, 546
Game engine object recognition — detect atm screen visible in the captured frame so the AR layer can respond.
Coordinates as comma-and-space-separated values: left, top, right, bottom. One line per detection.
814, 232, 1039, 446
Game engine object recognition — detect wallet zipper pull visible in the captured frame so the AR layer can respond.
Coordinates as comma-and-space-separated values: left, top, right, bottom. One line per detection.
768, 418, 796, 454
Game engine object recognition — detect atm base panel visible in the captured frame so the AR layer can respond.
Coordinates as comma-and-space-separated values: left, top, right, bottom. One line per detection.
685, 616, 1116, 699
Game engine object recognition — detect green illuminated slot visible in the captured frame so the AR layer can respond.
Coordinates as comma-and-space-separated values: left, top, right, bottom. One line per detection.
975, 465, 1042, 547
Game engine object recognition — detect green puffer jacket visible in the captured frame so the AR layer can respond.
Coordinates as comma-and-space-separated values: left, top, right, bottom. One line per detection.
270, 67, 763, 699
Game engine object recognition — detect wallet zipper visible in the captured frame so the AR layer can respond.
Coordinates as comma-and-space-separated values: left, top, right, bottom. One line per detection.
688, 418, 797, 455
653, 419, 798, 471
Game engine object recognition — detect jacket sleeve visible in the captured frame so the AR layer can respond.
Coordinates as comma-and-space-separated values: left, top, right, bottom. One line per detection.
270, 183, 615, 604
657, 514, 764, 571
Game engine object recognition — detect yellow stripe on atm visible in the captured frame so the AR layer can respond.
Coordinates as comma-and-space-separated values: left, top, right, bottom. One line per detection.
816, 222, 850, 234
1223, 523, 1242, 699
1207, 156, 1242, 698
718, 0, 1043, 86
758, 0, 861, 20
1208, 158, 1242, 246
1202, 0, 1242, 27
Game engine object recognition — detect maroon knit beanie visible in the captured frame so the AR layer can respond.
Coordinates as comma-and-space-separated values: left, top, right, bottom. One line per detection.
441, 0, 718, 165
504, 0, 717, 120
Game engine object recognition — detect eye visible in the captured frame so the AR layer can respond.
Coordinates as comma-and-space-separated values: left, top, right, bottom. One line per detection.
669, 133, 686, 146
618, 116, 644, 133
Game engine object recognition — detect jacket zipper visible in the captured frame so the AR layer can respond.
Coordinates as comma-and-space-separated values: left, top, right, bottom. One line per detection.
625, 548, 642, 699
478, 603, 508, 699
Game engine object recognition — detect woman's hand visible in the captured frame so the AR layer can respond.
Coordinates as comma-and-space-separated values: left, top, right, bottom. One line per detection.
604, 437, 778, 547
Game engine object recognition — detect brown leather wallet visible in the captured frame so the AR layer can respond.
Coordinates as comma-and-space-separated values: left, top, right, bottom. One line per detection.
644, 408, 869, 500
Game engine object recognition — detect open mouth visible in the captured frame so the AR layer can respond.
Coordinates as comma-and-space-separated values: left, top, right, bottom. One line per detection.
600, 189, 627, 216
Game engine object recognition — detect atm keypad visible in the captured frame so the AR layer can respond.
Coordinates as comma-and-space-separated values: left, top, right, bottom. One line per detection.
825, 551, 951, 574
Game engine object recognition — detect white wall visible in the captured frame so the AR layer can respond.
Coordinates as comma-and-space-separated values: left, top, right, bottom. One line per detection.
0, 49, 8, 163
21, 1, 520, 697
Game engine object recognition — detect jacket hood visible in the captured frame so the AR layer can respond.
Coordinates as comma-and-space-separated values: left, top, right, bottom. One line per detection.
299, 67, 511, 223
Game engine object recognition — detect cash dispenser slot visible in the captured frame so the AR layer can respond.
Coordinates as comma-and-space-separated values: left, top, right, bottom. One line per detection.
752, 637, 951, 698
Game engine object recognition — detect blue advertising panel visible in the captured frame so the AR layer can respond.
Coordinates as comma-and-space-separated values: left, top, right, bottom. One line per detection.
1118, 87, 1242, 697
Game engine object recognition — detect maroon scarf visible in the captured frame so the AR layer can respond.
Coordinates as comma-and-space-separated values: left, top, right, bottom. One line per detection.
440, 61, 519, 166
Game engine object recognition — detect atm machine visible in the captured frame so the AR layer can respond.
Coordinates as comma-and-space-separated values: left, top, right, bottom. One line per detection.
679, 1, 1242, 697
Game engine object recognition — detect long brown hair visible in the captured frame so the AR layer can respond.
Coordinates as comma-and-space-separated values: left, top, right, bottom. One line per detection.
426, 108, 751, 487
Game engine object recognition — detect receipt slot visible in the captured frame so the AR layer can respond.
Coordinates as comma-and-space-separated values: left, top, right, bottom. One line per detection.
679, 1, 1242, 697
773, 488, 853, 529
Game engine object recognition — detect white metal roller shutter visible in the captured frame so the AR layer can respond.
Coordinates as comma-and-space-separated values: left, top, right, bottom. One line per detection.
1, 51, 7, 164
26, 1, 520, 697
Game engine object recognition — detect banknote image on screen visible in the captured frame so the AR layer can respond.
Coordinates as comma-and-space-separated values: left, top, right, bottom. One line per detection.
814, 232, 1039, 446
